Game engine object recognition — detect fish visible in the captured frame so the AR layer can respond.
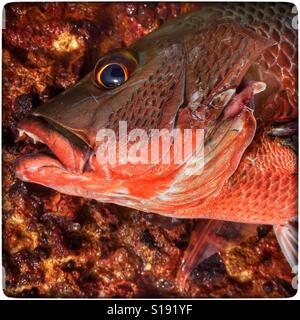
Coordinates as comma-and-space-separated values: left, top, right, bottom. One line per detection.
15, 3, 298, 274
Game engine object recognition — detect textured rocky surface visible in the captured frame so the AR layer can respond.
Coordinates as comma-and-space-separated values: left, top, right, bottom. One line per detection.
2, 2, 296, 298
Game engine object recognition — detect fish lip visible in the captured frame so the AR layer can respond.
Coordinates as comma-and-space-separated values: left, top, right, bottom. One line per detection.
16, 115, 92, 176
15, 152, 66, 182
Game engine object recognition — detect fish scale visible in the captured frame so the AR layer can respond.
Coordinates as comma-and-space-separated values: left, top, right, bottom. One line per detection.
15, 3, 297, 269
108, 43, 184, 132
179, 132, 297, 224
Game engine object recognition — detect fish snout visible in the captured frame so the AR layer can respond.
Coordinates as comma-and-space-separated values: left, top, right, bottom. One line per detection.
16, 115, 92, 176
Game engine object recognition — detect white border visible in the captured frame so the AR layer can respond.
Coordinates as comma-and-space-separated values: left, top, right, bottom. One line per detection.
0, 0, 299, 301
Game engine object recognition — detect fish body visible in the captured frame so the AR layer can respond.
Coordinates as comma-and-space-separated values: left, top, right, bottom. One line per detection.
16, 3, 297, 227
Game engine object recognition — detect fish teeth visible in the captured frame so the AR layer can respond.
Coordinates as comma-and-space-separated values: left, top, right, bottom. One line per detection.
18, 129, 43, 144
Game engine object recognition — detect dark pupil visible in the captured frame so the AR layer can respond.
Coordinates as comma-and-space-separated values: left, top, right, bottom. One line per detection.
100, 64, 125, 88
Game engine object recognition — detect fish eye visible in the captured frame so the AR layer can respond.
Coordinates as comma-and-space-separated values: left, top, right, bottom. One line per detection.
95, 63, 128, 89
94, 50, 137, 89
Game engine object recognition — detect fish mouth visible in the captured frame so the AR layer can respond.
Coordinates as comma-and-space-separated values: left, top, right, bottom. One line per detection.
15, 116, 92, 180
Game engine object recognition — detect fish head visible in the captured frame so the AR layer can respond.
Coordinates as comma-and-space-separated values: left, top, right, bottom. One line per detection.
15, 10, 274, 215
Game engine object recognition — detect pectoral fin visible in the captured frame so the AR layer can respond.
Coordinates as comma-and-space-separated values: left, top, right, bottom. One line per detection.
176, 219, 257, 292
274, 219, 298, 269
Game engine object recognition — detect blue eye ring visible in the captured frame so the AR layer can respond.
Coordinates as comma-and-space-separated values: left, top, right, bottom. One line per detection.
95, 62, 128, 89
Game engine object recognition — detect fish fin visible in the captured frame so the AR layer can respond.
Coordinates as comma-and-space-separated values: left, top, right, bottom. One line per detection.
274, 219, 298, 269
268, 120, 298, 152
269, 121, 298, 137
176, 219, 257, 292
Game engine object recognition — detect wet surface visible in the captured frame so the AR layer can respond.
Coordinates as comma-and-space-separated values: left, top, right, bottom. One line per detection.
2, 2, 296, 298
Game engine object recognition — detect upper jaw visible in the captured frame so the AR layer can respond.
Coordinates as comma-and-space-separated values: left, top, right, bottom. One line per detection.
16, 115, 92, 174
